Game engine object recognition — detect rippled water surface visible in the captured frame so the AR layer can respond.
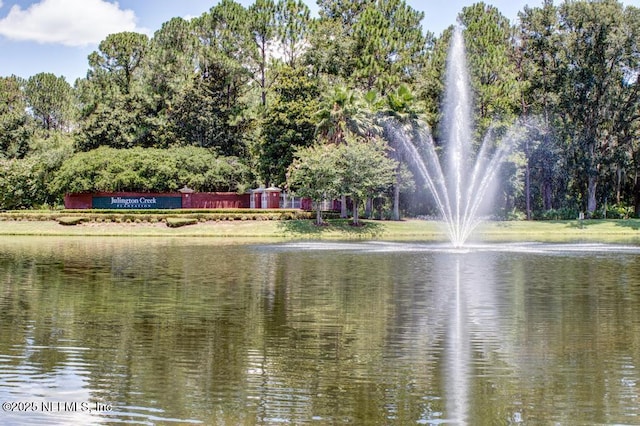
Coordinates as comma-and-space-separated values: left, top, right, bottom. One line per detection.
1, 237, 639, 425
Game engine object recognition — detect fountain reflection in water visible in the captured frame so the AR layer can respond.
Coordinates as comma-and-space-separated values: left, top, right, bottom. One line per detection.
384, 27, 521, 247
447, 258, 470, 424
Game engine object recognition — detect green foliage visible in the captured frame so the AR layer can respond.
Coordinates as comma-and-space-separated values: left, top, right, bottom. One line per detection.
287, 144, 340, 224
317, 0, 373, 24
0, 157, 42, 209
165, 217, 199, 227
518, 0, 561, 118
351, 0, 430, 92
521, 123, 566, 214
56, 216, 87, 226
459, 3, 521, 136
315, 86, 379, 144
198, 0, 253, 67
24, 73, 75, 132
146, 17, 198, 100
170, 68, 248, 156
414, 26, 450, 130
555, 0, 639, 215
80, 31, 157, 150
50, 146, 253, 196
248, 0, 277, 107
76, 92, 155, 150
334, 137, 397, 224
535, 207, 580, 221
287, 137, 397, 224
497, 150, 526, 216
0, 133, 74, 209
143, 18, 200, 147
275, 0, 312, 67
516, 0, 640, 217
377, 84, 423, 220
287, 144, 340, 200
601, 203, 634, 220
259, 66, 320, 186
88, 32, 150, 94
0, 76, 33, 159
192, 0, 253, 108
304, 17, 356, 82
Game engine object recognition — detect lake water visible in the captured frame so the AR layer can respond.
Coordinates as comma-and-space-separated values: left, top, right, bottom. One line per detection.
0, 237, 639, 425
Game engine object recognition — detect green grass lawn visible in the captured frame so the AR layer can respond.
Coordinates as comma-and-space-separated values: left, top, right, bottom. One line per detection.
1, 214, 640, 243
475, 218, 640, 243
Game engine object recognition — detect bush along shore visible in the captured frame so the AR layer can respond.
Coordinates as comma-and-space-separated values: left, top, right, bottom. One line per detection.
0, 209, 416, 239
0, 209, 318, 227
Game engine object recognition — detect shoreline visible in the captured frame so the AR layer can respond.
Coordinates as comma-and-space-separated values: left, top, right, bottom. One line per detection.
1, 218, 640, 243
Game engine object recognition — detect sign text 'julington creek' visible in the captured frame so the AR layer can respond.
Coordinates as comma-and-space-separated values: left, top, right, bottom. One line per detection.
91, 196, 182, 209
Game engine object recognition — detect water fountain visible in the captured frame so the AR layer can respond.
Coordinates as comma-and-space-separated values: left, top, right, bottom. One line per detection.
381, 30, 520, 423
385, 27, 519, 247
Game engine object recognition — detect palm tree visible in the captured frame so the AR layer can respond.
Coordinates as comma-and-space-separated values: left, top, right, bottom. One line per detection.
379, 84, 427, 220
315, 86, 378, 143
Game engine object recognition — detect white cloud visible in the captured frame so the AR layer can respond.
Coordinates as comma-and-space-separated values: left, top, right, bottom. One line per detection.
0, 0, 146, 47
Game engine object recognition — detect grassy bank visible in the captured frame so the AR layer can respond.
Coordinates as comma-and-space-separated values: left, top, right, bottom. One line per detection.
475, 219, 640, 243
1, 210, 640, 243
0, 216, 435, 239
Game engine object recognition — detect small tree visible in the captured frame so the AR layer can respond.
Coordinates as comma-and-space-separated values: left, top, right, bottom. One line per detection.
335, 137, 397, 225
287, 144, 340, 225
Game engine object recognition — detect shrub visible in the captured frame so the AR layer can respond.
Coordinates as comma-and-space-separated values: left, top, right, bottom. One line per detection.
50, 146, 254, 196
166, 217, 199, 228
604, 204, 634, 219
56, 216, 87, 226
535, 208, 580, 220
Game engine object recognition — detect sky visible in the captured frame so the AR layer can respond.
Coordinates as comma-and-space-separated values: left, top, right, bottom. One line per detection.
1, 0, 639, 83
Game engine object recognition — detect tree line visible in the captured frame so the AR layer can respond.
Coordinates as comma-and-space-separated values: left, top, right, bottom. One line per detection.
1, 0, 639, 220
